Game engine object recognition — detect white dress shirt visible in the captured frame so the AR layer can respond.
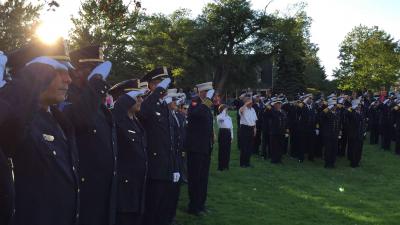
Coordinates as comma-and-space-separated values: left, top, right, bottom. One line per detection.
217, 110, 234, 139
239, 106, 257, 126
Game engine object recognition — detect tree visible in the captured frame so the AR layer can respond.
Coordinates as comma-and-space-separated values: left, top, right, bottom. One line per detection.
335, 25, 400, 91
0, 0, 41, 52
69, 0, 142, 83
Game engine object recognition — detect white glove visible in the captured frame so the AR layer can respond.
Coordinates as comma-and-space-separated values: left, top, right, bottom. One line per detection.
88, 61, 112, 81
285, 133, 289, 138
173, 172, 180, 183
315, 129, 319, 136
157, 78, 171, 90
364, 132, 367, 137
206, 89, 215, 99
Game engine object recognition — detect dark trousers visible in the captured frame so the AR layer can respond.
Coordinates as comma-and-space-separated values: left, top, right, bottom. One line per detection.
218, 129, 232, 170
0, 155, 14, 225
395, 130, 400, 155
324, 136, 338, 168
143, 179, 174, 225
270, 135, 284, 163
338, 132, 348, 157
315, 135, 323, 158
261, 130, 270, 159
239, 125, 254, 167
370, 125, 379, 145
187, 152, 211, 213
290, 133, 299, 158
348, 138, 363, 167
253, 127, 262, 154
167, 183, 181, 224
381, 127, 392, 150
298, 133, 315, 161
116, 212, 142, 225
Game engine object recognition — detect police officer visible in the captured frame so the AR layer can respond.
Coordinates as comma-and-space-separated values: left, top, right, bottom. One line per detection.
296, 94, 318, 162
164, 89, 187, 225
0, 51, 14, 225
261, 100, 272, 159
1, 39, 79, 225
64, 46, 118, 225
346, 98, 366, 167
186, 82, 214, 215
139, 67, 179, 225
320, 98, 342, 168
368, 100, 380, 145
252, 94, 263, 155
379, 98, 393, 151
393, 100, 400, 155
109, 80, 148, 225
268, 97, 289, 164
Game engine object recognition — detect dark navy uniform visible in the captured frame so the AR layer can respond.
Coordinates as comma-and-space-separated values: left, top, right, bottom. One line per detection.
0, 64, 80, 225
346, 108, 366, 167
268, 108, 288, 164
64, 78, 118, 225
337, 105, 348, 157
379, 102, 393, 151
320, 109, 341, 168
0, 147, 14, 225
296, 103, 318, 161
252, 101, 264, 154
113, 94, 148, 225
186, 96, 213, 214
139, 87, 177, 225
261, 105, 272, 159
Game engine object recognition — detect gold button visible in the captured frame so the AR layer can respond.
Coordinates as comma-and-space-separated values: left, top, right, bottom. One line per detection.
93, 129, 97, 134
72, 166, 75, 171
81, 177, 85, 182
52, 151, 57, 156
125, 179, 129, 183
132, 138, 135, 142
153, 153, 157, 156
77, 188, 80, 193
101, 90, 105, 94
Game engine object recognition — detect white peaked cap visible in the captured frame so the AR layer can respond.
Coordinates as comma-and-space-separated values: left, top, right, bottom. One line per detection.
196, 81, 213, 92
26, 56, 68, 71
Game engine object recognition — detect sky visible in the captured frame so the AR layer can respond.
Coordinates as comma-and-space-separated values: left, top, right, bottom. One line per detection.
37, 0, 400, 79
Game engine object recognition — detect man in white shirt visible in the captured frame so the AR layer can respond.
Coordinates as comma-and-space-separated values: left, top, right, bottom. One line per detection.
216, 104, 233, 171
239, 96, 257, 167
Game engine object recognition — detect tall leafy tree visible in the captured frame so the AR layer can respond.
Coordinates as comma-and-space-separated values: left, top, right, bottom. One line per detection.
69, 0, 142, 83
335, 25, 400, 91
0, 0, 41, 51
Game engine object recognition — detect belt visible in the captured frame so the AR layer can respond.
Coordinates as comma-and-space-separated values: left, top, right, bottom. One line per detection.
240, 124, 255, 128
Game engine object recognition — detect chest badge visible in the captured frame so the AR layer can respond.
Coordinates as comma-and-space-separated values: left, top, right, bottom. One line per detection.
43, 134, 55, 142
128, 130, 136, 134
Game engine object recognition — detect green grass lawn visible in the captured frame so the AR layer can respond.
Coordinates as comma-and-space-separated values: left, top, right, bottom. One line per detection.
176, 111, 400, 225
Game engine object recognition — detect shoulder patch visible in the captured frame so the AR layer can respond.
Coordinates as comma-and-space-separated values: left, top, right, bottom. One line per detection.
191, 101, 198, 107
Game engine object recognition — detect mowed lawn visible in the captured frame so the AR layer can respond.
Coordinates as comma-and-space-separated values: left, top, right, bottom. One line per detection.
175, 111, 400, 225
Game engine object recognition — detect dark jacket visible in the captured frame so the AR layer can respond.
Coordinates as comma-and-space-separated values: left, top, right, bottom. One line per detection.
268, 109, 288, 136
113, 94, 148, 214
297, 104, 318, 135
64, 78, 117, 225
0, 64, 80, 225
139, 87, 176, 181
186, 97, 214, 155
0, 148, 14, 225
346, 109, 366, 140
320, 110, 341, 138
174, 111, 188, 182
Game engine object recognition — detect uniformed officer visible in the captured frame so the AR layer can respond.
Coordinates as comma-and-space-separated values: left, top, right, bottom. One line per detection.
109, 80, 148, 225
1, 39, 80, 225
379, 98, 393, 151
164, 89, 187, 225
296, 94, 318, 162
346, 98, 366, 168
337, 96, 348, 157
64, 45, 118, 225
268, 97, 289, 164
261, 100, 272, 160
139, 67, 179, 225
252, 94, 263, 155
320, 98, 342, 168
239, 95, 258, 167
0, 51, 14, 225
186, 82, 214, 215
393, 99, 400, 155
368, 99, 380, 145
216, 104, 233, 170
